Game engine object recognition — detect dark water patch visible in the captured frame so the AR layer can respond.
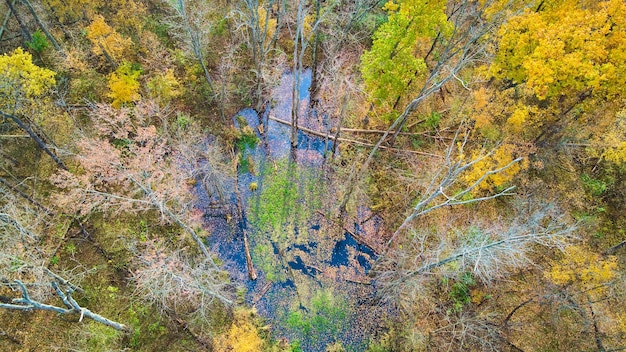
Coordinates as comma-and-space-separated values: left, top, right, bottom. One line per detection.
279, 278, 297, 290
204, 217, 249, 282
357, 255, 371, 272
292, 243, 309, 252
288, 256, 321, 277
330, 234, 354, 267
297, 129, 333, 157
298, 69, 312, 100
330, 232, 377, 275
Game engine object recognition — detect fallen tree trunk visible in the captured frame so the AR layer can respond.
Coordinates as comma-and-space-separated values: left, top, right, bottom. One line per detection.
232, 159, 258, 280
0, 111, 68, 170
20, 0, 65, 55
0, 176, 53, 215
243, 229, 258, 280
0, 280, 127, 331
268, 115, 442, 158
339, 127, 451, 139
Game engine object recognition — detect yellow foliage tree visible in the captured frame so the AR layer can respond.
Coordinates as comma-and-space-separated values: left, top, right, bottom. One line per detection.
547, 245, 618, 299
0, 47, 56, 113
147, 69, 182, 105
86, 15, 133, 63
43, 0, 103, 23
463, 144, 526, 195
107, 62, 141, 108
491, 0, 626, 101
485, 0, 626, 145
213, 309, 264, 352
257, 5, 276, 43
594, 108, 626, 168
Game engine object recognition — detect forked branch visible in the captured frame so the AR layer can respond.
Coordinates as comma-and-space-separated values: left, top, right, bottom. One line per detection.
0, 280, 128, 331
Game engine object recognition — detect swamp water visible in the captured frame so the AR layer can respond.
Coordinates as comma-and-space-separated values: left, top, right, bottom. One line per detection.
198, 69, 390, 351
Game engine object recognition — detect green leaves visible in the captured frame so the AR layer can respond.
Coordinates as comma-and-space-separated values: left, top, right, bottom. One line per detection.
25, 30, 49, 54
360, 0, 451, 118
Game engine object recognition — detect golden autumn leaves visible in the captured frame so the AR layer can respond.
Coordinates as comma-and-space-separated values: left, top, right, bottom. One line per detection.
0, 48, 55, 109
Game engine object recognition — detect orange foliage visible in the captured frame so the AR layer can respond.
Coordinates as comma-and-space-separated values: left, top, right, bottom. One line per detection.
86, 15, 133, 62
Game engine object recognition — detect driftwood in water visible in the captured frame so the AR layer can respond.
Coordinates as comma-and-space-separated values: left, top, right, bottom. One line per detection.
252, 281, 273, 304
267, 115, 442, 158
345, 277, 372, 285
243, 228, 257, 280
233, 160, 258, 280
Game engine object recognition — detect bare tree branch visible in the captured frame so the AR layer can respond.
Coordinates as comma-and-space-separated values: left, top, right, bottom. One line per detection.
0, 280, 128, 331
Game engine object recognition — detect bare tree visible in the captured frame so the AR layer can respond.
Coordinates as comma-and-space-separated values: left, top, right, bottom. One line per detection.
132, 240, 233, 319
289, 0, 305, 148
374, 204, 576, 306
311, 0, 382, 103
19, 0, 65, 55
289, 0, 330, 148
387, 130, 521, 248
233, 0, 283, 110
50, 102, 233, 304
4, 0, 31, 43
430, 310, 504, 352
166, 0, 216, 96
0, 189, 127, 331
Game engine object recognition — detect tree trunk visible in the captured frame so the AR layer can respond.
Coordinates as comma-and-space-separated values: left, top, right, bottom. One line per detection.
308, 0, 321, 104
0, 176, 53, 214
0, 111, 67, 170
5, 0, 31, 42
331, 94, 348, 158
20, 0, 64, 55
0, 0, 15, 42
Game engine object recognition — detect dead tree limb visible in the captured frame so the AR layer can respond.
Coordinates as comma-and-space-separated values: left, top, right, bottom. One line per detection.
268, 115, 442, 158
4, 0, 30, 42
0, 0, 15, 42
603, 241, 626, 256
20, 0, 64, 55
0, 111, 68, 170
0, 280, 128, 331
243, 229, 257, 280
0, 176, 54, 215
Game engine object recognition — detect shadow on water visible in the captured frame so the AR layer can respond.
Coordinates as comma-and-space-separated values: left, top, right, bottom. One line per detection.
199, 69, 389, 351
